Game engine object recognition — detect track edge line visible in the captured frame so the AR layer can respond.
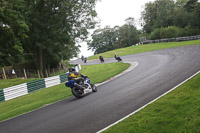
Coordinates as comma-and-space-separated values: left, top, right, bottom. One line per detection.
97, 70, 200, 133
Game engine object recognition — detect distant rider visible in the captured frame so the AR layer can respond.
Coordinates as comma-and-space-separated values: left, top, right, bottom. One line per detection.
81, 55, 84, 61
99, 55, 104, 63
114, 54, 122, 62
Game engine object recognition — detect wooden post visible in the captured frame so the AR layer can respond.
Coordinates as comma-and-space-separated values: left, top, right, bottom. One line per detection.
37, 70, 41, 78
2, 68, 7, 79
53, 68, 55, 75
46, 69, 48, 77
23, 69, 27, 79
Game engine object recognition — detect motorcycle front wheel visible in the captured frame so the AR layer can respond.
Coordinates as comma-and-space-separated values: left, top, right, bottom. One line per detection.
91, 84, 97, 92
72, 87, 84, 98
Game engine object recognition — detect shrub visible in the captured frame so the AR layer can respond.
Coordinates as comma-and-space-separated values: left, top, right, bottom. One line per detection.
149, 28, 161, 40
184, 26, 200, 36
148, 26, 199, 40
160, 26, 183, 38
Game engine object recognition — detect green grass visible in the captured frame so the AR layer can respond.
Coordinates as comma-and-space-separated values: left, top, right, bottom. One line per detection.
88, 40, 200, 60
0, 62, 129, 122
104, 73, 200, 133
80, 62, 130, 84
0, 78, 38, 90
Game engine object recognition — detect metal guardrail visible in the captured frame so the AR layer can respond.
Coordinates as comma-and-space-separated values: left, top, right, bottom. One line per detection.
142, 35, 200, 44
0, 65, 81, 103
0, 90, 5, 102
4, 83, 28, 101
27, 79, 46, 93
45, 75, 60, 88
59, 73, 68, 83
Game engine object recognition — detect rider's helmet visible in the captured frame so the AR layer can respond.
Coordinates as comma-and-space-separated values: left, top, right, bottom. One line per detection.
69, 67, 75, 72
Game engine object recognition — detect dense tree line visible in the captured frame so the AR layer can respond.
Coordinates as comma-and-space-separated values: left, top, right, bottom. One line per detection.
141, 0, 200, 37
89, 0, 200, 54
0, 0, 98, 77
1, 0, 200, 73
88, 17, 140, 54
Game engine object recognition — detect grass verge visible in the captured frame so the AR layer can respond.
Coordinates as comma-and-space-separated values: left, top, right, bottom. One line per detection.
103, 72, 200, 133
88, 40, 200, 60
0, 78, 38, 90
0, 62, 130, 122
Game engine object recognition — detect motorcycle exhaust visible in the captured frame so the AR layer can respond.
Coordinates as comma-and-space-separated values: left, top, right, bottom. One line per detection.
74, 83, 85, 90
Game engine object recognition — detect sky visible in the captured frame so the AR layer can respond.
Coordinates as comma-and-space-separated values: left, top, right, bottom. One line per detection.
78, 0, 155, 58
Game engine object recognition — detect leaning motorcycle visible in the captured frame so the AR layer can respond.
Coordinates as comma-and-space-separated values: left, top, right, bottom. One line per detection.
65, 77, 97, 98
115, 56, 122, 62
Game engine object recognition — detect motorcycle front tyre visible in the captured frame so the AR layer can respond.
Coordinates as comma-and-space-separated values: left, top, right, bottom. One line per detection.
91, 84, 97, 92
72, 87, 84, 99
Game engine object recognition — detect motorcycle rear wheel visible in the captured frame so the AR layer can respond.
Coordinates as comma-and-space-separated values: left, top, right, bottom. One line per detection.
72, 87, 84, 98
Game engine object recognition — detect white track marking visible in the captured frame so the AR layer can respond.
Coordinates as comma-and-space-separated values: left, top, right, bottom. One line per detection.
97, 70, 200, 133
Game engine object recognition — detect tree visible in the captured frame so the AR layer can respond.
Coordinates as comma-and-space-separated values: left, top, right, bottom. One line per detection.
184, 0, 197, 12
141, 0, 200, 36
0, 0, 98, 77
176, 0, 190, 7
88, 26, 118, 54
117, 18, 139, 48
184, 0, 200, 29
0, 0, 97, 77
141, 0, 176, 33
0, 0, 28, 66
173, 6, 189, 28
88, 18, 140, 54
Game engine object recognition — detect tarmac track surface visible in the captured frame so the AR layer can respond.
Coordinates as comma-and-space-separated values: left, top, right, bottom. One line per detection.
0, 45, 200, 133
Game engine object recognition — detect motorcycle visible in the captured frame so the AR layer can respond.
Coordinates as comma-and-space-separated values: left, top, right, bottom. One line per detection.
115, 56, 122, 62
65, 77, 97, 98
99, 56, 104, 63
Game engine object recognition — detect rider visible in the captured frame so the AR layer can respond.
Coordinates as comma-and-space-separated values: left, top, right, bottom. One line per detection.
114, 53, 118, 59
99, 55, 104, 63
68, 67, 86, 85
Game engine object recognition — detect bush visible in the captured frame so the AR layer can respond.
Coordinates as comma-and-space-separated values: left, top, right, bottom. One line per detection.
160, 26, 184, 38
149, 26, 200, 40
149, 28, 161, 40
184, 26, 200, 36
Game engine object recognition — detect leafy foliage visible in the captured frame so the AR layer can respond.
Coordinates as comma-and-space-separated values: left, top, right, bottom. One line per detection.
117, 24, 139, 48
0, 0, 98, 77
0, 0, 28, 66
141, 0, 176, 33
88, 26, 119, 54
149, 26, 186, 39
141, 0, 200, 34
88, 18, 140, 54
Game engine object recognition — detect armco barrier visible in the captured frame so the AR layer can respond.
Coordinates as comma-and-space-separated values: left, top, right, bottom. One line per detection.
27, 79, 46, 93
0, 90, 5, 102
45, 75, 60, 88
3, 83, 28, 101
142, 35, 200, 44
0, 64, 81, 103
60, 73, 68, 83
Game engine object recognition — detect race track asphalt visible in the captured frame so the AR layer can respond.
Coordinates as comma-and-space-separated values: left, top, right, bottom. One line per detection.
0, 45, 200, 133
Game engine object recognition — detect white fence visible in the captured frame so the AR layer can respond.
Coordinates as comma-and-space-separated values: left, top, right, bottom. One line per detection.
142, 35, 200, 44
45, 75, 60, 88
3, 83, 28, 101
0, 64, 81, 102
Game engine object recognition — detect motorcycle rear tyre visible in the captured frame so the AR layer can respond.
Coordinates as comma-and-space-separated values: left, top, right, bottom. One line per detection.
72, 87, 84, 98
